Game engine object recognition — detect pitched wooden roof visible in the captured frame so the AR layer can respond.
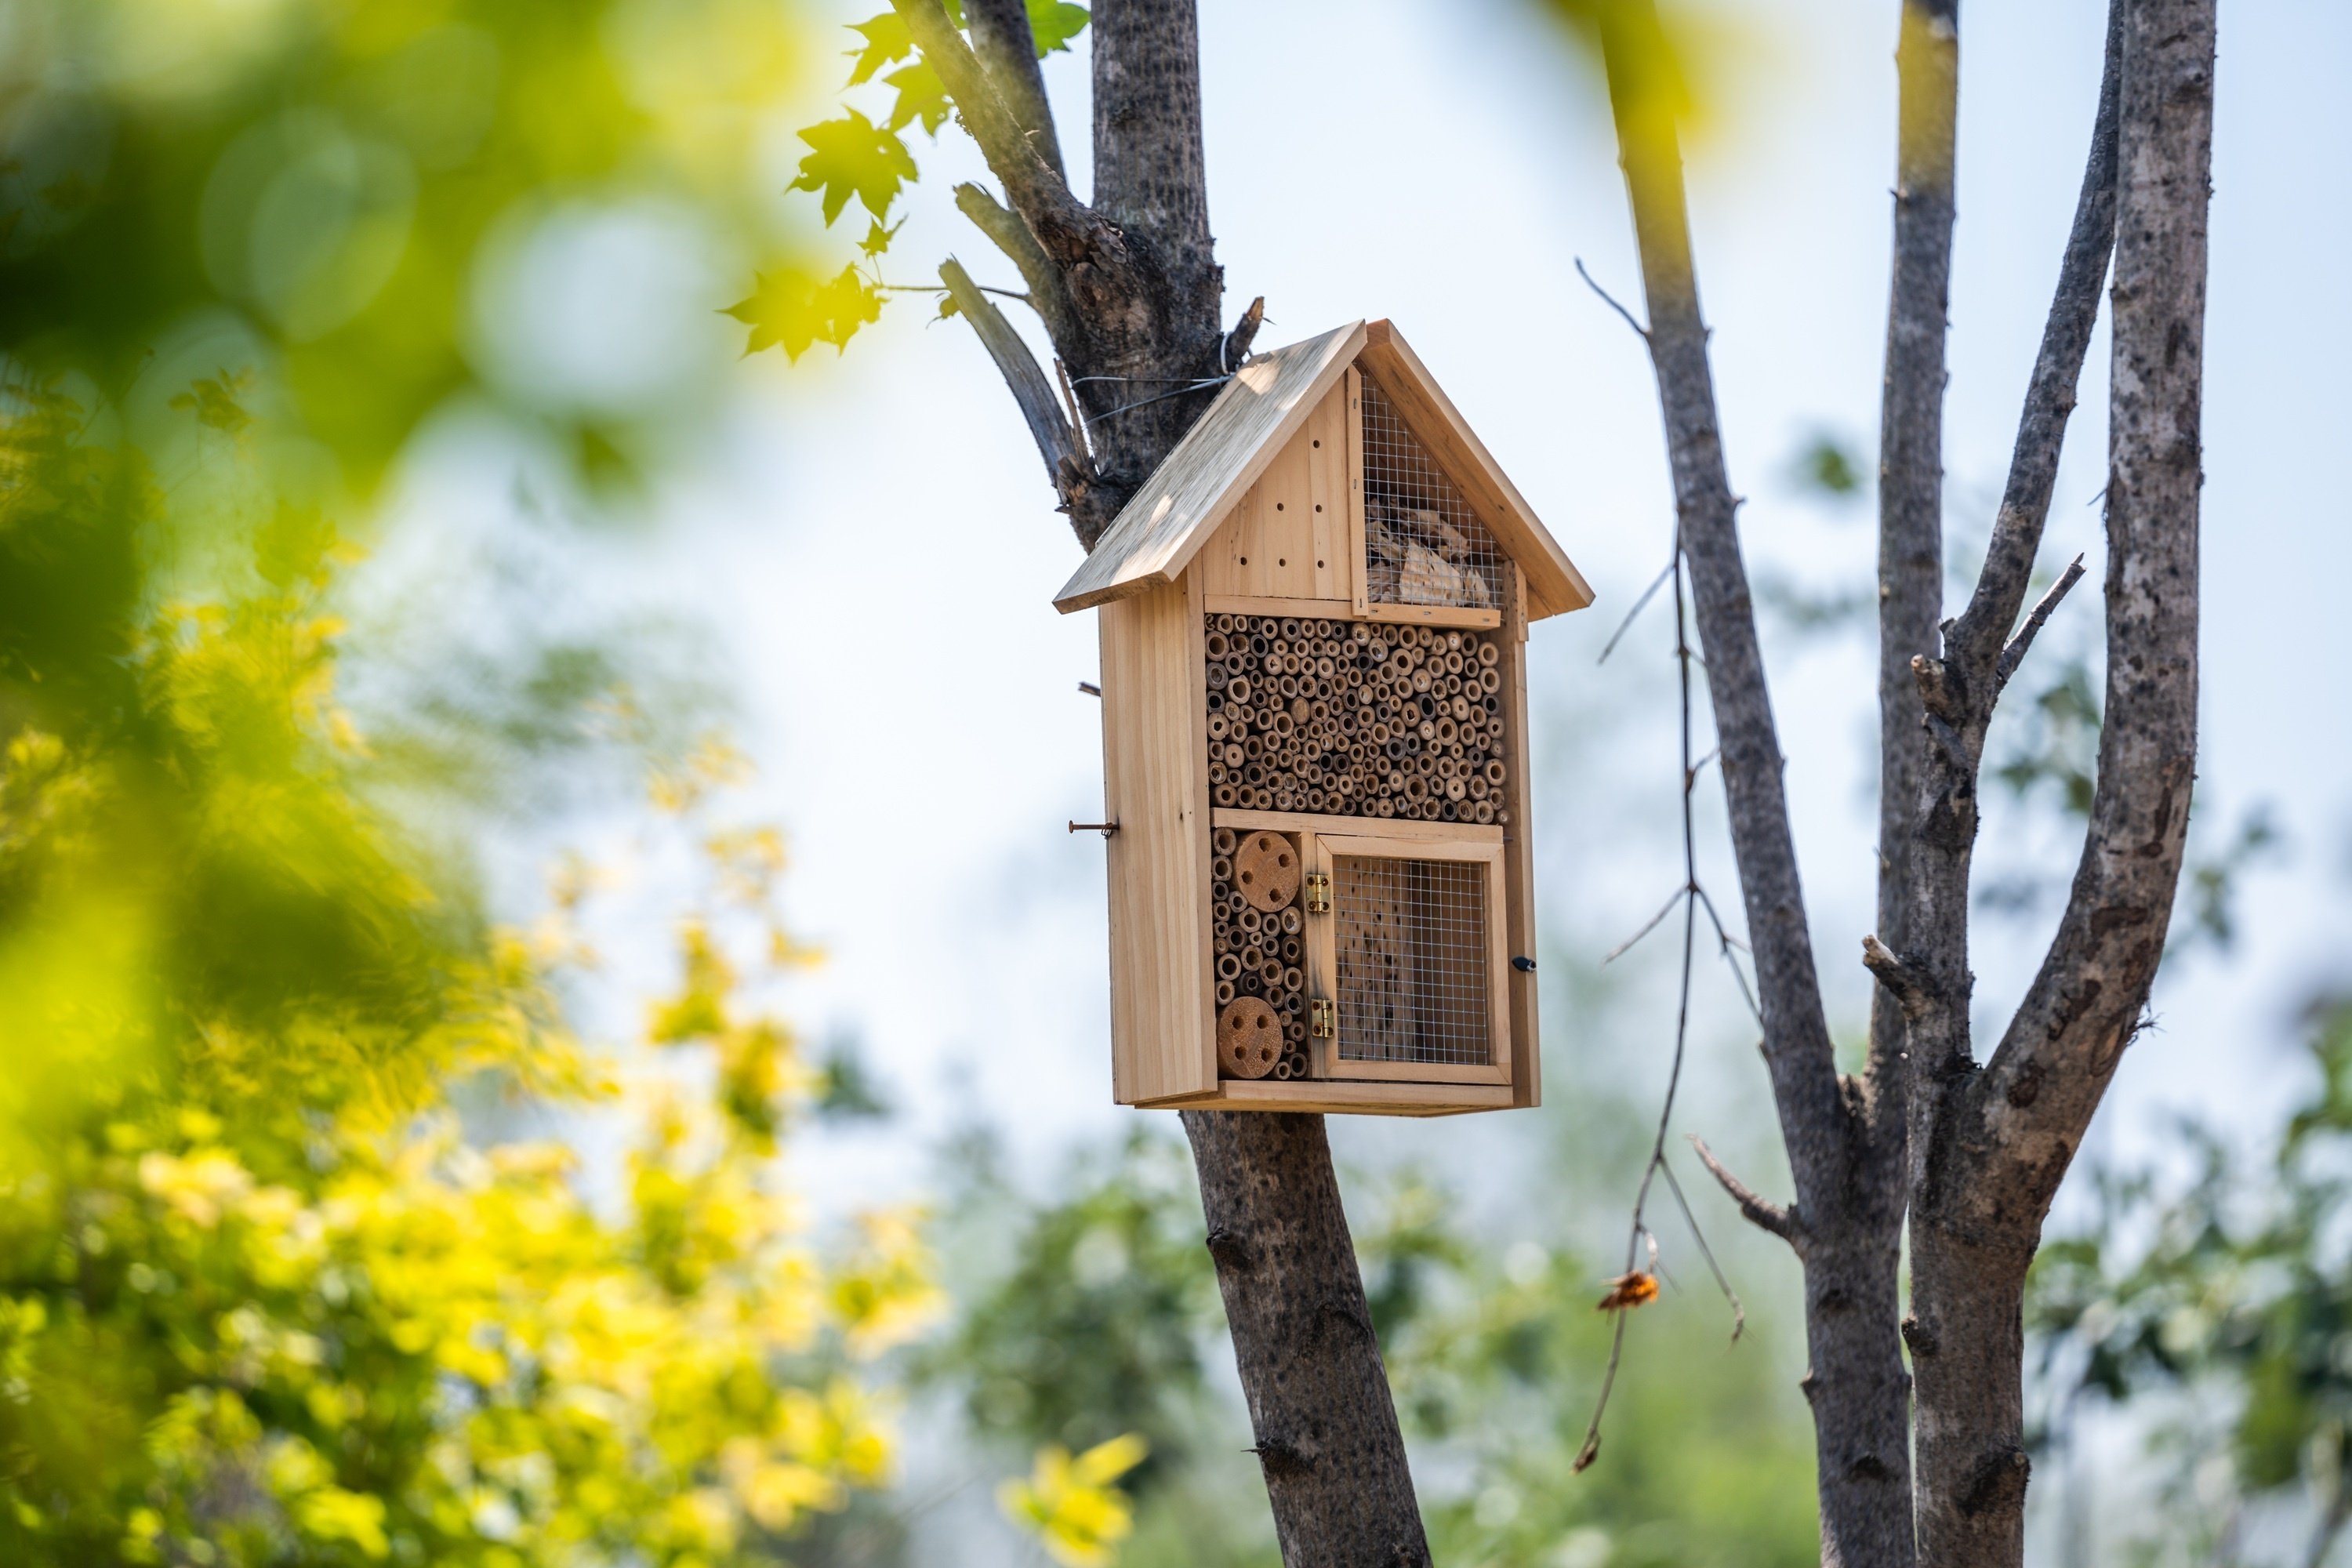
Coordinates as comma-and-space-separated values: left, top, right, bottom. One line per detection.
1052, 319, 1593, 620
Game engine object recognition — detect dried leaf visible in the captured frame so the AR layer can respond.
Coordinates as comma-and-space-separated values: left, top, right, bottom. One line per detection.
1595, 1271, 1660, 1312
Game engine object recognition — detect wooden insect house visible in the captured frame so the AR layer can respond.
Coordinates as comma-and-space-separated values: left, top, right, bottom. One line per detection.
1058, 320, 1593, 1116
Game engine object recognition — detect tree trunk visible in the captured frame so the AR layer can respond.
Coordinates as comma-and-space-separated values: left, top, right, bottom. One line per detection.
1184, 1112, 1432, 1567
1904, 1, 2213, 1562
1593, 5, 1918, 1561
898, 2, 1432, 1557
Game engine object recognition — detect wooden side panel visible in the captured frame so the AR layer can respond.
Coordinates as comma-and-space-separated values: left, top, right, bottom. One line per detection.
1099, 576, 1215, 1103
1500, 563, 1541, 1106
1196, 379, 1354, 604
1304, 380, 1353, 604
1135, 1078, 1515, 1116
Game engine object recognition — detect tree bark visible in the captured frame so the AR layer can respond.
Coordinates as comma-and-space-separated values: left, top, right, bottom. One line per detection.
1903, 1, 2211, 1562
909, 3, 1432, 1559
1595, 7, 1915, 1563
1183, 1112, 1432, 1567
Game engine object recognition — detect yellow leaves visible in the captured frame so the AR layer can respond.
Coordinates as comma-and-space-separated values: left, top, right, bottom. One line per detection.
137, 1148, 256, 1228
829, 1209, 948, 1359
1595, 1271, 1661, 1312
292, 1486, 392, 1559
998, 1435, 1150, 1568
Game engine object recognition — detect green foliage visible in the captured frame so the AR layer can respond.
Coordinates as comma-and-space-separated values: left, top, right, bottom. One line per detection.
0, 0, 811, 495
1786, 430, 1866, 503
737, 1, 1094, 358
2031, 996, 2352, 1553
924, 1131, 1218, 1486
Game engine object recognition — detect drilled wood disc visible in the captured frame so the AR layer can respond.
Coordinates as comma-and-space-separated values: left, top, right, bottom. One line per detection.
1233, 831, 1301, 912
1218, 996, 1283, 1080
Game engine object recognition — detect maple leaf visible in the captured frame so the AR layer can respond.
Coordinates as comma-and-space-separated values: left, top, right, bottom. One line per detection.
858, 218, 903, 260
1026, 0, 1089, 55
169, 368, 256, 435
788, 111, 917, 227
1595, 1271, 1660, 1312
844, 13, 913, 85
724, 266, 884, 361
883, 59, 952, 136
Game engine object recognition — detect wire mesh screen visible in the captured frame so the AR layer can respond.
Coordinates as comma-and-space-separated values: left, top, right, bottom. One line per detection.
1332, 855, 1492, 1065
1359, 373, 1506, 612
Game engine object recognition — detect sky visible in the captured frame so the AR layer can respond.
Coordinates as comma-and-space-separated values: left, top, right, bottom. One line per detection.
386, 0, 2352, 1226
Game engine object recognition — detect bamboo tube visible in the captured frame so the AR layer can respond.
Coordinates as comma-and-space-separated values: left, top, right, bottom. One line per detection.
1479, 642, 1499, 667
1485, 760, 1507, 786
1474, 800, 1494, 825
1218, 979, 1237, 1006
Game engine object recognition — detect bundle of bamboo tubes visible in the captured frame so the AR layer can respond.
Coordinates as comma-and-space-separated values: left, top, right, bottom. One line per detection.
1202, 614, 1509, 825
1209, 825, 1310, 1081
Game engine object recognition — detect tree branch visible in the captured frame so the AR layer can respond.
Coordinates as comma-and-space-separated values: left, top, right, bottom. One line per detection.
1867, 0, 1959, 1146
954, 181, 1081, 347
1992, 554, 2088, 695
963, 0, 1066, 178
1968, 0, 2214, 1227
1860, 935, 1932, 1024
938, 258, 1094, 529
1689, 1134, 1800, 1244
890, 0, 1126, 271
1221, 296, 1265, 368
1597, 0, 1846, 1210
1946, 1, 2126, 681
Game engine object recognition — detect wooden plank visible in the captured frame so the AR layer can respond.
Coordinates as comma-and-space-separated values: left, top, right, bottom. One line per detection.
1357, 321, 1595, 622
1301, 829, 1338, 1080
1055, 324, 1367, 613
1499, 563, 1541, 1108
1212, 808, 1502, 846
1305, 379, 1352, 602
1100, 576, 1214, 1103
1203, 595, 1358, 620
1134, 1078, 1517, 1116
1357, 602, 1503, 631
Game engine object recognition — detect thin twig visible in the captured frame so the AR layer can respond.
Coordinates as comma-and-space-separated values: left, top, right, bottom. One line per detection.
1576, 548, 1744, 1474
1598, 557, 1675, 666
1689, 1134, 1798, 1243
1576, 256, 1652, 343
1659, 1154, 1746, 1339
1602, 885, 1689, 967
1693, 885, 1765, 1025
1993, 553, 2089, 694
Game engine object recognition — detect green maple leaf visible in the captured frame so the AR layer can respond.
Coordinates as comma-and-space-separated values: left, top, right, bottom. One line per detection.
725, 266, 884, 361
789, 110, 918, 227
844, 13, 913, 84
858, 218, 904, 259
1027, 0, 1089, 55
883, 59, 952, 135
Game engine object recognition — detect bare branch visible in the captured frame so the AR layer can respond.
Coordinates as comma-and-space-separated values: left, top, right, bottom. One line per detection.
1861, 935, 1932, 1024
1574, 256, 1650, 342
1597, 556, 1675, 666
953, 183, 1080, 347
1602, 884, 1686, 967
1867, 0, 1959, 1136
1969, 0, 2215, 1225
1658, 1156, 1747, 1338
1596, 0, 1846, 1213
1688, 1134, 1798, 1245
963, 0, 1065, 178
1947, 2, 2126, 679
1222, 296, 1265, 369
890, 0, 1124, 271
1992, 554, 2088, 695
938, 257, 1090, 520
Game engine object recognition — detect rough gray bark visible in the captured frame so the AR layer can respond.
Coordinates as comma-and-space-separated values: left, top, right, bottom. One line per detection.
1183, 1112, 1433, 1567
1904, 1, 2211, 1558
1871, 0, 1956, 1173
905, 2, 1430, 1559
1599, 0, 2209, 1562
1595, 7, 1914, 1563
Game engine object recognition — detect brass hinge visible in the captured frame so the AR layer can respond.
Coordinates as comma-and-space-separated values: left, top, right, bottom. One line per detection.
1309, 997, 1336, 1040
1302, 872, 1331, 914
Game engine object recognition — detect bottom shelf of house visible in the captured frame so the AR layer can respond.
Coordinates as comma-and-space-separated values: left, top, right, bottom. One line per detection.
1145, 808, 1534, 1116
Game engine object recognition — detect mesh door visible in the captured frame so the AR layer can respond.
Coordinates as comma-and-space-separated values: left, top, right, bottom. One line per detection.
1359, 373, 1507, 612
1331, 855, 1492, 1065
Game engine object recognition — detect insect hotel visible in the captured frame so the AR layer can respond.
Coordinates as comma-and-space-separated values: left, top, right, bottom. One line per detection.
1058, 321, 1593, 1116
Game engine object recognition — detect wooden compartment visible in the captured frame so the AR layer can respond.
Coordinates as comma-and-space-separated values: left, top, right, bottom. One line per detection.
1061, 318, 1592, 1116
